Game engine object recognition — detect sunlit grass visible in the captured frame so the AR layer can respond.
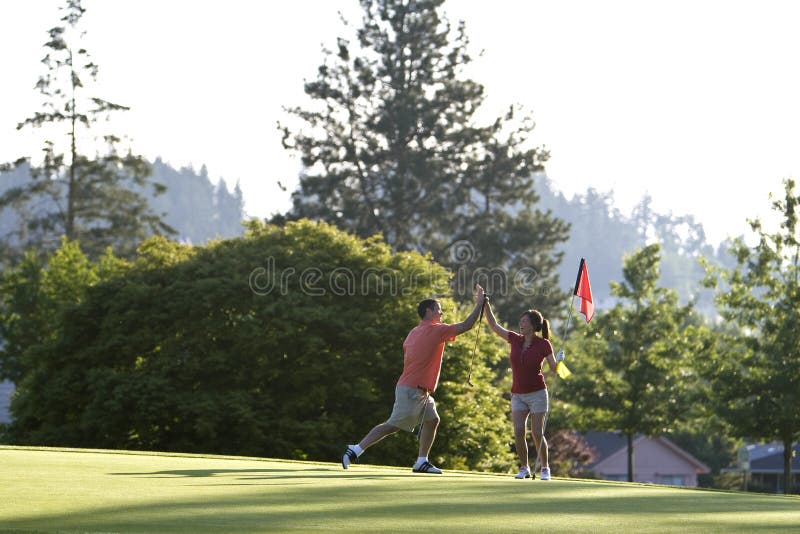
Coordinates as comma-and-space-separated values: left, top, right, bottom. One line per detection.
1, 446, 798, 533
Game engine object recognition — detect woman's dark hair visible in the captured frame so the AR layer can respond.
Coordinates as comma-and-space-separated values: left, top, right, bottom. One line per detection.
521, 309, 550, 340
417, 299, 439, 318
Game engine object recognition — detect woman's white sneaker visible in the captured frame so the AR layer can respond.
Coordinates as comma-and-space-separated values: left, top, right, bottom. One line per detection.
515, 466, 531, 479
540, 467, 551, 481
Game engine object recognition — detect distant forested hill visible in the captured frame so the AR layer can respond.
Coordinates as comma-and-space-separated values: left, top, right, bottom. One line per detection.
0, 158, 246, 250
2, 162, 735, 318
534, 174, 736, 317
148, 158, 245, 244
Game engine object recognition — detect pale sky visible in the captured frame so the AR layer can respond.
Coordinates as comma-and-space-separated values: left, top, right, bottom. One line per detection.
1, 0, 797, 246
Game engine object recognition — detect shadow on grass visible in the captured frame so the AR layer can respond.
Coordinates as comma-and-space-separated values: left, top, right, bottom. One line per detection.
108, 466, 423, 482
5, 473, 800, 533
112, 467, 332, 477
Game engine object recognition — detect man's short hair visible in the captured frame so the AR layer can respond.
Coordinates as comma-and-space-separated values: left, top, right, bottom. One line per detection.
417, 299, 438, 318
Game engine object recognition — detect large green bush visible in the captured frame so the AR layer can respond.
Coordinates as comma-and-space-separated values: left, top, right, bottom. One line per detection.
2, 220, 515, 471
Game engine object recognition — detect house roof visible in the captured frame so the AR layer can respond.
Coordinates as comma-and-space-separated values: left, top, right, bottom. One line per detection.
744, 443, 800, 473
581, 431, 629, 465
581, 431, 710, 472
744, 443, 783, 461
656, 435, 712, 471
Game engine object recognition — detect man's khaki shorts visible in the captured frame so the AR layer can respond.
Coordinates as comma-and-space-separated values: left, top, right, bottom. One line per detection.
511, 389, 549, 414
386, 385, 438, 432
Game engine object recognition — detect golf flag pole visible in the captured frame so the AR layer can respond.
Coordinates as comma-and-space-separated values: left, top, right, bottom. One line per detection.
555, 291, 577, 379
554, 297, 574, 379
560, 294, 576, 342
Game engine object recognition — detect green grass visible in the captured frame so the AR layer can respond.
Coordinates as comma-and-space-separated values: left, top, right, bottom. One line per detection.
1, 446, 798, 533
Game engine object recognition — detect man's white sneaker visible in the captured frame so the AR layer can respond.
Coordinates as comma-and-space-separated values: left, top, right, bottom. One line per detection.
515, 466, 531, 479
412, 460, 442, 474
342, 446, 358, 469
540, 467, 551, 481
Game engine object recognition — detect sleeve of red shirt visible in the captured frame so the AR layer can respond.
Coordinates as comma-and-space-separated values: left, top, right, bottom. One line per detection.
507, 330, 523, 345
438, 323, 458, 342
543, 338, 554, 355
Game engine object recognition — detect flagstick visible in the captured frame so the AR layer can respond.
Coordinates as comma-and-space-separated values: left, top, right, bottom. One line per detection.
533, 294, 576, 476
560, 295, 576, 346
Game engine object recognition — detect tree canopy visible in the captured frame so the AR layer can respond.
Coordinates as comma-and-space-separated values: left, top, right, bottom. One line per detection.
279, 0, 568, 318
701, 178, 800, 494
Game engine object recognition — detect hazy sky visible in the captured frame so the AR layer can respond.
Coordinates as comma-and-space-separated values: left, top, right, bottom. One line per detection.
2, 0, 798, 246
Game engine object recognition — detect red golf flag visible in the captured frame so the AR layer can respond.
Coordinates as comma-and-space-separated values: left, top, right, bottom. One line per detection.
573, 258, 594, 322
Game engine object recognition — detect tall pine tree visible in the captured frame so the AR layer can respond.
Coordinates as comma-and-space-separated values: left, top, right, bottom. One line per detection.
279, 0, 568, 316
0, 0, 171, 261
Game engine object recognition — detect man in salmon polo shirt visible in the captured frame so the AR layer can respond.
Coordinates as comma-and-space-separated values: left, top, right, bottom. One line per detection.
341, 284, 486, 474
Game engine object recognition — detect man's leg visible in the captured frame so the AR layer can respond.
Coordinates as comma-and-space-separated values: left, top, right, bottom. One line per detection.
359, 423, 400, 450
343, 423, 400, 469
417, 415, 439, 458
412, 398, 443, 474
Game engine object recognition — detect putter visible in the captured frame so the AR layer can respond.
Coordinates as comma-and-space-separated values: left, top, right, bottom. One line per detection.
467, 294, 488, 387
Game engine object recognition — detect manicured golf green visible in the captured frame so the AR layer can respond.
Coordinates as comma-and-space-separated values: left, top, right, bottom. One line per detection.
1, 446, 798, 533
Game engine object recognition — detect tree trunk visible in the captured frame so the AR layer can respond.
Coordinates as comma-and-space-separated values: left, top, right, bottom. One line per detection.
67, 49, 77, 240
627, 433, 634, 482
783, 435, 793, 494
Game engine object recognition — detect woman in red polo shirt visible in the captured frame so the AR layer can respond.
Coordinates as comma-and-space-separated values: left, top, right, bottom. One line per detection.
484, 300, 558, 480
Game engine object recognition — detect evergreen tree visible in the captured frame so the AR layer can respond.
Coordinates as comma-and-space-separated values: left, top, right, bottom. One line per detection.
0, 0, 171, 260
215, 180, 246, 238
279, 0, 568, 318
701, 178, 800, 494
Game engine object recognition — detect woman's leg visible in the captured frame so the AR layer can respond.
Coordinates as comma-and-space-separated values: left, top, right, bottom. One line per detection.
530, 411, 549, 469
512, 410, 530, 467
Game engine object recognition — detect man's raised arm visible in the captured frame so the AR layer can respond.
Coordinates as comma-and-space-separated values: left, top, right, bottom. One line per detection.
455, 284, 485, 335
